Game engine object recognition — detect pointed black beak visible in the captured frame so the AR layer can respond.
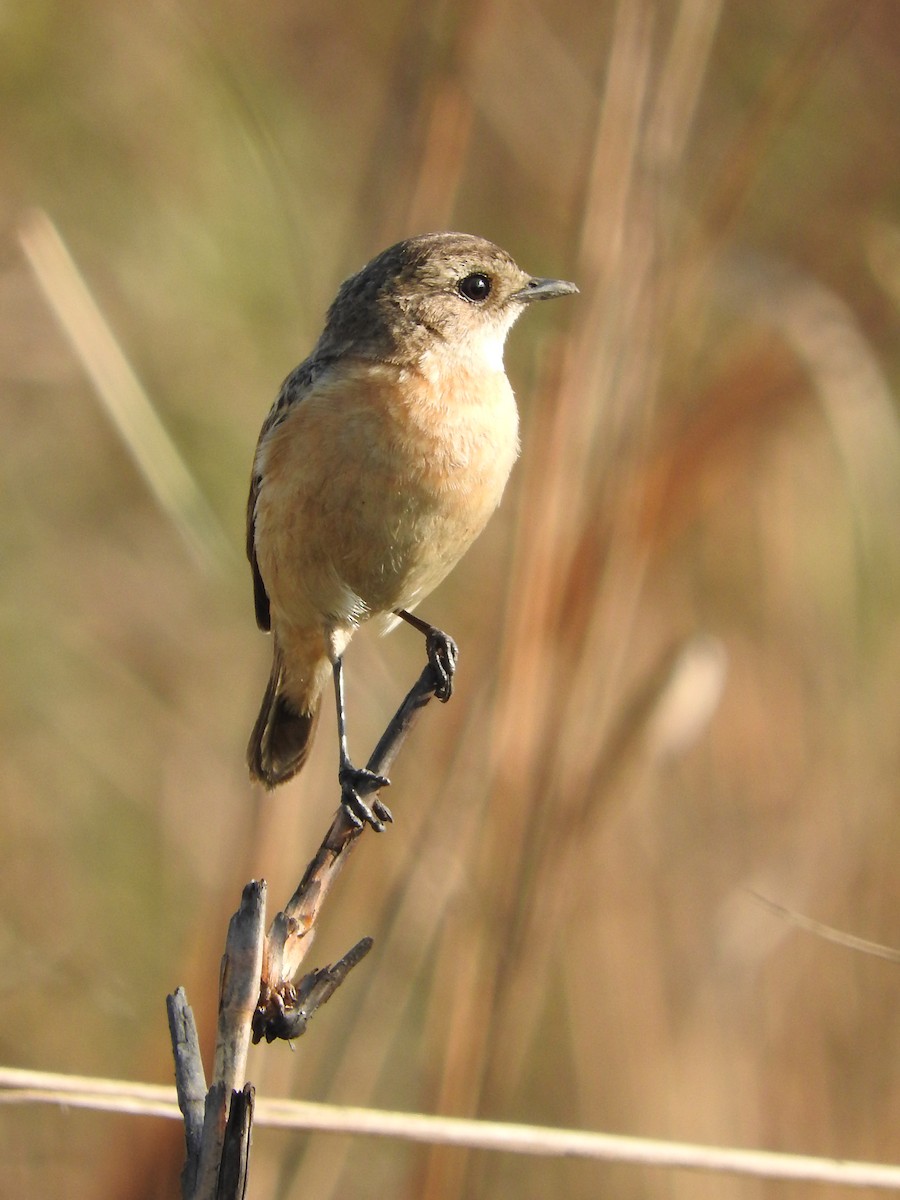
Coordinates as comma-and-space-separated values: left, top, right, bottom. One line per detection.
512, 276, 579, 303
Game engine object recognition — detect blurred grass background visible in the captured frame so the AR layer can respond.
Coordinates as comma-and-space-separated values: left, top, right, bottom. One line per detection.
2, 0, 900, 1197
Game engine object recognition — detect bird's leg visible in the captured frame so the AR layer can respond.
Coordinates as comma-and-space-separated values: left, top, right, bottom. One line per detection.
395, 609, 459, 702
331, 654, 392, 831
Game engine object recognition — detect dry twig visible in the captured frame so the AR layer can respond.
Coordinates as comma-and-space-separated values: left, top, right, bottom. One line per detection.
254, 662, 437, 1043
166, 661, 442, 1197
4, 1066, 900, 1191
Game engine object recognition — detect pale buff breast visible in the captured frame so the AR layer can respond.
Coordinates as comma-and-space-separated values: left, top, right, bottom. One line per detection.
253, 357, 519, 630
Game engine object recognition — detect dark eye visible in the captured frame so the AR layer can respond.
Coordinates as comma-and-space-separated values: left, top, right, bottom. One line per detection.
457, 272, 492, 302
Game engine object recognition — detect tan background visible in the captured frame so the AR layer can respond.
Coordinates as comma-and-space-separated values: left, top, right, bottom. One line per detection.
2, 2, 899, 1197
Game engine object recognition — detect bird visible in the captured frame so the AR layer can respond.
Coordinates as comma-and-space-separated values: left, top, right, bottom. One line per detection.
246, 232, 577, 829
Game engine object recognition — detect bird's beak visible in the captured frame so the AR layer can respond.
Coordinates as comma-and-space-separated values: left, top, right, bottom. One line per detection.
512, 276, 579, 303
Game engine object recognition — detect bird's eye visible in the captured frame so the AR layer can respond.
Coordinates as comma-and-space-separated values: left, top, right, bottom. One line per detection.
457, 272, 492, 302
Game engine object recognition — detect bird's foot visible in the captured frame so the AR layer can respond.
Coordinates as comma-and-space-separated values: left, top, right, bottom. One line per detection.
426, 628, 459, 702
339, 764, 392, 832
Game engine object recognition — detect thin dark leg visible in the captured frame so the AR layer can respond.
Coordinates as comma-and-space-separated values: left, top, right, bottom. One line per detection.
331, 655, 392, 831
395, 609, 459, 702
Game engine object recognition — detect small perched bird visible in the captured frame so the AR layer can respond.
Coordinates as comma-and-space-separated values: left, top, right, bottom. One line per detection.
246, 232, 577, 828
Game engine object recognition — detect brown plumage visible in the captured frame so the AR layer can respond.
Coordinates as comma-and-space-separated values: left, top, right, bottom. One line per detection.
246, 232, 577, 826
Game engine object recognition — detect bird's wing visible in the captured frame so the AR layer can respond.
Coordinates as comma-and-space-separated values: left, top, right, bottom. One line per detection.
246, 357, 334, 633
247, 472, 271, 631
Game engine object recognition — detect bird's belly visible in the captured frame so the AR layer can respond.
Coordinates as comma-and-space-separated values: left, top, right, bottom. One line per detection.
352, 470, 502, 612
329, 415, 516, 618
254, 363, 519, 629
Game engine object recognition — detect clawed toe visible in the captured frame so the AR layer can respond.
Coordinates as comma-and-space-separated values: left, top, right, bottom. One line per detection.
395, 610, 459, 702
426, 629, 459, 702
339, 765, 392, 832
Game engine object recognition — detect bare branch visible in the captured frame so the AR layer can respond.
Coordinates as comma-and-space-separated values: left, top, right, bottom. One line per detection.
217, 1085, 254, 1200
167, 882, 266, 1199
166, 989, 206, 1197
4, 1067, 900, 1191
256, 938, 374, 1044
254, 664, 439, 1043
214, 881, 267, 1094
167, 661, 443, 1193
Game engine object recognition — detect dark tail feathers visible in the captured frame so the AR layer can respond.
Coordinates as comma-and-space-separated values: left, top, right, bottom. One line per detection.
247, 655, 321, 788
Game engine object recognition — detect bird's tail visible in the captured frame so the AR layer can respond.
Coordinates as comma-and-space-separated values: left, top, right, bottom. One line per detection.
247, 640, 327, 788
